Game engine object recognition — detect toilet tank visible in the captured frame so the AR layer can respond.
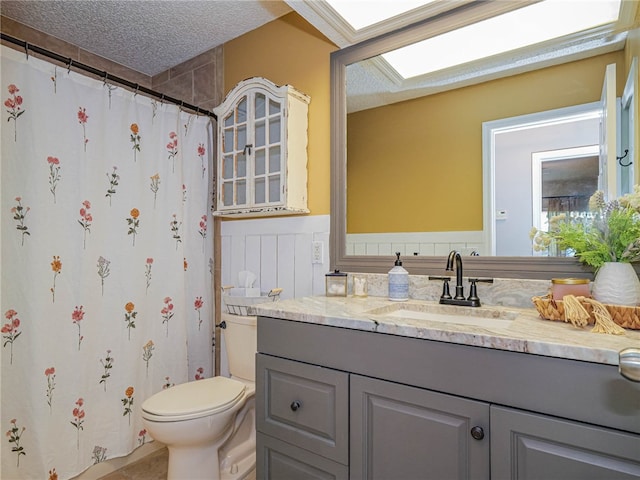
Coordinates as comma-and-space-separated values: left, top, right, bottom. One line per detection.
221, 312, 257, 382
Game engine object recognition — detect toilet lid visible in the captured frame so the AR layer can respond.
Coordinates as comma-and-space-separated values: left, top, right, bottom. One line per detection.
142, 377, 245, 418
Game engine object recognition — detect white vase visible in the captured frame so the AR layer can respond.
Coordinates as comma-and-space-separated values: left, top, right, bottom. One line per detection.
592, 262, 640, 306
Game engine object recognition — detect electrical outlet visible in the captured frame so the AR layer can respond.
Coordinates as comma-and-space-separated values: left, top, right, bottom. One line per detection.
312, 241, 324, 264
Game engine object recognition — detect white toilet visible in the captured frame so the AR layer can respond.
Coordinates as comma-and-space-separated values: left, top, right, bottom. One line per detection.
141, 312, 257, 480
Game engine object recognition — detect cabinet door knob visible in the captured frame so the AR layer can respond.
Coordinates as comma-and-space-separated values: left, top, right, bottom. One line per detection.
470, 426, 485, 440
290, 400, 302, 411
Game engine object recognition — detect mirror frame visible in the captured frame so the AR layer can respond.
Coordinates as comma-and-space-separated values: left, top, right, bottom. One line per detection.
329, 2, 596, 280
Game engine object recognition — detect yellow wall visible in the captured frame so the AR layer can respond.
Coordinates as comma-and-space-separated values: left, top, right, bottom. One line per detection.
221, 12, 638, 224
347, 50, 625, 234
223, 13, 337, 216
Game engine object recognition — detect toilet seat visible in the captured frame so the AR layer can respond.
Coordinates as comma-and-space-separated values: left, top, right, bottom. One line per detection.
142, 376, 246, 422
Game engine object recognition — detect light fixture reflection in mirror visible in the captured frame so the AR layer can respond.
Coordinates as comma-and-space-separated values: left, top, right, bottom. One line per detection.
330, 2, 639, 279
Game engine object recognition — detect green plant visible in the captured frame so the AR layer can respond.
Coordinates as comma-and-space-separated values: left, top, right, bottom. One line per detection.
530, 186, 640, 270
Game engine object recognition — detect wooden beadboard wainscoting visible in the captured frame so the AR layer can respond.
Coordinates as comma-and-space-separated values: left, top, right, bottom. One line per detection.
220, 215, 330, 300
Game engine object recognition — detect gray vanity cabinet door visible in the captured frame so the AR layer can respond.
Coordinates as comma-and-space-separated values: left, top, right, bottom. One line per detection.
350, 374, 490, 480
257, 432, 349, 480
491, 405, 640, 479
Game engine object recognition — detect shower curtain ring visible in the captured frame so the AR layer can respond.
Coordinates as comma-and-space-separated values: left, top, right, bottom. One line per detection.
103, 71, 109, 85
134, 84, 140, 97
67, 58, 73, 73
24, 42, 29, 59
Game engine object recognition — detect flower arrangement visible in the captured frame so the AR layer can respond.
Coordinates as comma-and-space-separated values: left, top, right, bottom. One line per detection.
530, 186, 640, 270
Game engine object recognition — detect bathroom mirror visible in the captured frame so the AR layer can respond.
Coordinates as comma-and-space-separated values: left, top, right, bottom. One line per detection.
330, 2, 639, 278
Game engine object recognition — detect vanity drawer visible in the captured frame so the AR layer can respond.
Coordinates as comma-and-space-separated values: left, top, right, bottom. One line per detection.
256, 353, 349, 464
257, 432, 348, 480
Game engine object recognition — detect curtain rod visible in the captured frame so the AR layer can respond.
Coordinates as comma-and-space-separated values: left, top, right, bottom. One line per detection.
1, 33, 217, 120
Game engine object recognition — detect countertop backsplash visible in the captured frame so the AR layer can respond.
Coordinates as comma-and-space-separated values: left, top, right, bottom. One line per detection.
350, 273, 550, 309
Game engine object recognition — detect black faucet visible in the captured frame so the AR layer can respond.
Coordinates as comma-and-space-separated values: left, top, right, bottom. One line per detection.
430, 250, 493, 307
446, 250, 465, 300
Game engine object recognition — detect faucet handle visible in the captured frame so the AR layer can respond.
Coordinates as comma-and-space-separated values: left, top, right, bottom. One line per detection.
467, 279, 480, 303
429, 276, 452, 300
466, 278, 493, 306
468, 278, 494, 284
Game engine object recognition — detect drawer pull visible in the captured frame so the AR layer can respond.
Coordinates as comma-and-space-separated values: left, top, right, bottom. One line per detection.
619, 348, 640, 382
470, 426, 484, 440
290, 400, 302, 411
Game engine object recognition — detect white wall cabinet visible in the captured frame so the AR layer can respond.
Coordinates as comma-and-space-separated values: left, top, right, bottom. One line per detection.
213, 77, 310, 217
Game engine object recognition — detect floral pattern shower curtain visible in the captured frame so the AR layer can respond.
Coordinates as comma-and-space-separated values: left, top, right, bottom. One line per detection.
1, 46, 215, 479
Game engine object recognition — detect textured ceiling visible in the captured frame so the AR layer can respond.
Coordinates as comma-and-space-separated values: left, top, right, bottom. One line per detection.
0, 0, 293, 76
2, 1, 636, 112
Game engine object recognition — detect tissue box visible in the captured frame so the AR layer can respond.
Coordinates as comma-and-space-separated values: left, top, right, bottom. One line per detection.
229, 287, 261, 297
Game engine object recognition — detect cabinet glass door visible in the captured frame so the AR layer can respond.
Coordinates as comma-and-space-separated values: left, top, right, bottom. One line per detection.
253, 93, 283, 205
221, 95, 248, 207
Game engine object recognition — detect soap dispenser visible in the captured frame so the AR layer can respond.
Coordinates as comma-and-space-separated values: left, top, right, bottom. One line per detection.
388, 252, 409, 302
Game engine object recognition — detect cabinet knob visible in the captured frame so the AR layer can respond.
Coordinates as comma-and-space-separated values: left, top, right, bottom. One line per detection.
619, 348, 640, 382
470, 426, 485, 440
290, 400, 302, 411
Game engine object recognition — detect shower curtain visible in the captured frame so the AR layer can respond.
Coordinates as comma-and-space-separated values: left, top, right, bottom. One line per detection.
1, 45, 215, 479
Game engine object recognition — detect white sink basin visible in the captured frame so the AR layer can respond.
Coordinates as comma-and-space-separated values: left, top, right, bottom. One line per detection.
366, 302, 517, 329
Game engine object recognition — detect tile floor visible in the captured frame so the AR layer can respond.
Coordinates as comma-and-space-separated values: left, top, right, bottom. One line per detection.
98, 448, 168, 480
98, 448, 256, 480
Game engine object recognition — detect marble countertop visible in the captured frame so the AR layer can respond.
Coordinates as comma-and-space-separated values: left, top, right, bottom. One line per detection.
253, 296, 640, 366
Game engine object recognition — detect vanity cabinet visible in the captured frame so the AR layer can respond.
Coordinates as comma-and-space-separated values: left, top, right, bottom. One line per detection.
350, 374, 490, 480
256, 354, 348, 479
491, 406, 640, 479
256, 316, 640, 480
212, 77, 310, 217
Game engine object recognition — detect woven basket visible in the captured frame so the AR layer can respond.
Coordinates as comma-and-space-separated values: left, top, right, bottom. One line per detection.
532, 294, 640, 330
